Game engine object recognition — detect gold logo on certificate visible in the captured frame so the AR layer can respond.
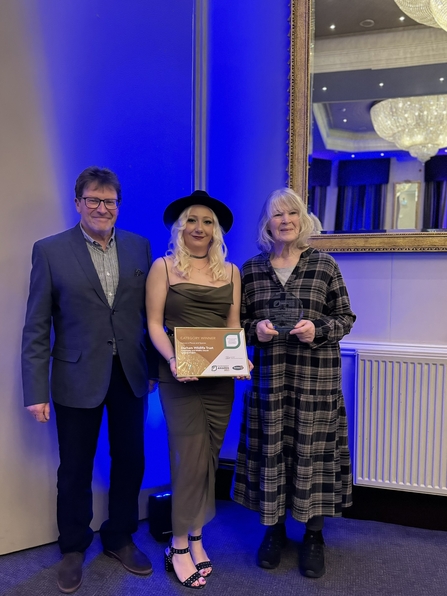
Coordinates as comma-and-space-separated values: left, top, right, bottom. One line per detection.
174, 327, 249, 377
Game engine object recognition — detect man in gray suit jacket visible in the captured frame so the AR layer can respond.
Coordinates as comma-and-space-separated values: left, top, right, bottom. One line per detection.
22, 166, 156, 594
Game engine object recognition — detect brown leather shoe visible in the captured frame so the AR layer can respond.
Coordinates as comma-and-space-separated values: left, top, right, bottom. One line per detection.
104, 542, 153, 575
57, 552, 85, 594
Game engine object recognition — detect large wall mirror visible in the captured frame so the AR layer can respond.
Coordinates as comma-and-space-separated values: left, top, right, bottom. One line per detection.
289, 0, 447, 252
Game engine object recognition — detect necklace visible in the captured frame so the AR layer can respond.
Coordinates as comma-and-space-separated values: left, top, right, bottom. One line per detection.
190, 253, 208, 259
191, 260, 209, 272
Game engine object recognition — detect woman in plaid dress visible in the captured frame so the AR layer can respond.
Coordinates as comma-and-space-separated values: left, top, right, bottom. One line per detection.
232, 188, 355, 579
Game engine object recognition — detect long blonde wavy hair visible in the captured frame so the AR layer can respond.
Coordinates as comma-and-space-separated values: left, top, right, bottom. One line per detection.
166, 206, 229, 281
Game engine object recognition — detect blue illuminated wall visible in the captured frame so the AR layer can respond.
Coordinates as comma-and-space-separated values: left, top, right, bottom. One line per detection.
207, 0, 290, 265
28, 0, 193, 257
207, 0, 290, 457
24, 0, 196, 492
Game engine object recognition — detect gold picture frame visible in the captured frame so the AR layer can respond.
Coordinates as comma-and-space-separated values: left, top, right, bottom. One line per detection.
288, 0, 447, 252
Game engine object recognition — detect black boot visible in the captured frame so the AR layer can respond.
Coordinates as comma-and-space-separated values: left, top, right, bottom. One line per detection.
299, 530, 325, 578
256, 523, 287, 569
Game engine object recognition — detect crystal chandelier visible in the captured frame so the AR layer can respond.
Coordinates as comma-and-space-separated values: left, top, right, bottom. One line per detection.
394, 0, 447, 31
431, 0, 447, 29
370, 95, 447, 162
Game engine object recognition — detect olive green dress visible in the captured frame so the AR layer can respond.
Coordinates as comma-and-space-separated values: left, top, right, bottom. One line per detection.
159, 272, 235, 536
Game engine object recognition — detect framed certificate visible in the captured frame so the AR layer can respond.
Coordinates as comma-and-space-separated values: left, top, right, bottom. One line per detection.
174, 327, 250, 377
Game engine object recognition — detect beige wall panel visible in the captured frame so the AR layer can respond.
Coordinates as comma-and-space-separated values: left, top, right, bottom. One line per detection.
0, 1, 70, 554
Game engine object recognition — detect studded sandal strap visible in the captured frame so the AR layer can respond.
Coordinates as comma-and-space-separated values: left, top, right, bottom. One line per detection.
170, 545, 190, 555
195, 560, 212, 571
188, 534, 203, 541
183, 570, 204, 587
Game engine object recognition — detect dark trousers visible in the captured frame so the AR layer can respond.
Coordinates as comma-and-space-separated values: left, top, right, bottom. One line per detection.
53, 356, 146, 554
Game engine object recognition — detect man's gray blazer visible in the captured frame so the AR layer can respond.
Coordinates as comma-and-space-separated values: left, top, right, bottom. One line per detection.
22, 224, 153, 408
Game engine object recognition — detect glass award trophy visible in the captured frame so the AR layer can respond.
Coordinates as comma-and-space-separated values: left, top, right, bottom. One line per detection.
267, 291, 304, 333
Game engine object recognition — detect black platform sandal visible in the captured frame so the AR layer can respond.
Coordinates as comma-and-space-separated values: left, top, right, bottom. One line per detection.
164, 543, 206, 589
188, 534, 213, 576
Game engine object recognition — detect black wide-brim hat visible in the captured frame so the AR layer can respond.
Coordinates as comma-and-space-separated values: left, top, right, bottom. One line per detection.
163, 190, 234, 234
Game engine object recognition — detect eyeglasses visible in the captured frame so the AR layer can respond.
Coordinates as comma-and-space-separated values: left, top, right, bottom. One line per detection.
78, 197, 121, 210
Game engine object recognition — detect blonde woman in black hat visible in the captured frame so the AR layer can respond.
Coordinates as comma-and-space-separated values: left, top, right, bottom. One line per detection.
146, 190, 248, 589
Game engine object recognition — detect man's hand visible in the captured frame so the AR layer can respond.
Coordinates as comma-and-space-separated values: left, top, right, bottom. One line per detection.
26, 403, 50, 423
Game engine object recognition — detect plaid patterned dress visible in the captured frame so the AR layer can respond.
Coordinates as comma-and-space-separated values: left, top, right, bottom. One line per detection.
232, 248, 355, 525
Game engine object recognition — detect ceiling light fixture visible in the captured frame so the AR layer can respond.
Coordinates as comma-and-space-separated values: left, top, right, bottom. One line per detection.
394, 0, 447, 31
371, 95, 447, 162
360, 19, 375, 28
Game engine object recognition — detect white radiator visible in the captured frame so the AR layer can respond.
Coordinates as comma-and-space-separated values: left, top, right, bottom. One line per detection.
355, 347, 447, 495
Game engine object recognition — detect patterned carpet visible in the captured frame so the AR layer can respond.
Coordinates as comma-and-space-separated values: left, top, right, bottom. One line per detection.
0, 500, 446, 596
